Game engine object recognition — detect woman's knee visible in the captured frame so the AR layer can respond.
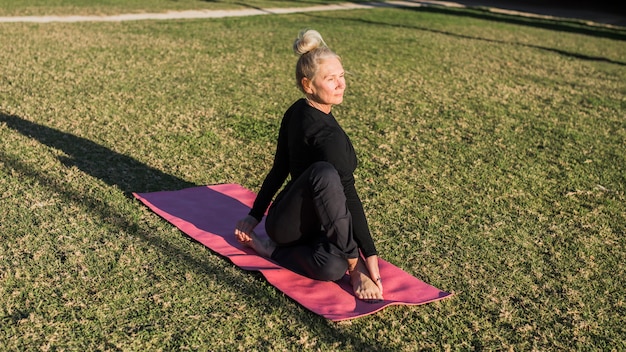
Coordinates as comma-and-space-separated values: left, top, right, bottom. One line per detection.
310, 161, 336, 175
308, 161, 342, 189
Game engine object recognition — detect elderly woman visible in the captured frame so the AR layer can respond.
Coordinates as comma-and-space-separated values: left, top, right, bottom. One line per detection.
235, 29, 383, 302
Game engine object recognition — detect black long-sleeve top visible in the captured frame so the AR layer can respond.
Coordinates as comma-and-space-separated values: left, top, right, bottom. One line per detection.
248, 98, 377, 258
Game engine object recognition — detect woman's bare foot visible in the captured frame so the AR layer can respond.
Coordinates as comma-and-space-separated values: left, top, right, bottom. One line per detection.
236, 230, 276, 258
349, 260, 383, 302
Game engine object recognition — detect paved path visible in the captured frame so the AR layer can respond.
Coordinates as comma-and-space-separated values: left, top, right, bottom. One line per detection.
0, 0, 623, 27
0, 1, 418, 23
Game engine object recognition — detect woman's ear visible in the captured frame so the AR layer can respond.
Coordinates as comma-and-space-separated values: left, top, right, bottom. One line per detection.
302, 77, 313, 94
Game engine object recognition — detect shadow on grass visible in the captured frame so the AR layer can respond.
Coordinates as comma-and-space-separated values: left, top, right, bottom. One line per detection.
0, 115, 195, 196
405, 2, 626, 41
305, 6, 626, 67
0, 113, 396, 351
224, 0, 626, 41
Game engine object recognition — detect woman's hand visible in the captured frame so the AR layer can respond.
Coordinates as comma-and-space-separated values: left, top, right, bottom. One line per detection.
365, 255, 383, 296
234, 215, 259, 244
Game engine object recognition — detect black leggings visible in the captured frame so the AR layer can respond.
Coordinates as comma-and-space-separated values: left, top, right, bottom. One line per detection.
266, 161, 359, 281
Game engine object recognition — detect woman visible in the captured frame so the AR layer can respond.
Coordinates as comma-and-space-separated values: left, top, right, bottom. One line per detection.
235, 29, 383, 302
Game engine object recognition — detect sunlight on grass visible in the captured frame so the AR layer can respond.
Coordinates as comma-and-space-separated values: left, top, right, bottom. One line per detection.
0, 0, 374, 16
1, 4, 625, 351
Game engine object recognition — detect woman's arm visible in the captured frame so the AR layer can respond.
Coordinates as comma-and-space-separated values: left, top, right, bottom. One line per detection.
344, 182, 377, 257
248, 114, 291, 222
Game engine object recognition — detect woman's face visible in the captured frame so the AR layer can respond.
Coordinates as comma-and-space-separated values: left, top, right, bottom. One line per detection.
303, 56, 346, 111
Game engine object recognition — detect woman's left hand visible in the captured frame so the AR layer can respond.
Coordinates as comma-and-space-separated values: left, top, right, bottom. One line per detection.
235, 215, 259, 244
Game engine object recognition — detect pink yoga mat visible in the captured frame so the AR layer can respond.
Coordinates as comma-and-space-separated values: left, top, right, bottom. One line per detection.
133, 184, 451, 321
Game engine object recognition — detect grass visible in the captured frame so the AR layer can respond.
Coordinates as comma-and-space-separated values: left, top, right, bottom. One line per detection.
1, 2, 625, 351
0, 0, 373, 16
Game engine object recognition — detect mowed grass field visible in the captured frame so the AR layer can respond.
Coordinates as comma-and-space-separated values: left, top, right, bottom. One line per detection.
1, 1, 625, 350
0, 0, 372, 16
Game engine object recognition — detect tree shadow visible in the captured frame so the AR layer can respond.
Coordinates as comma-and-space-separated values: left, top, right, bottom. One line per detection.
435, 0, 626, 24
261, 0, 625, 41
304, 8, 626, 67
199, 0, 626, 39
0, 112, 396, 351
410, 3, 626, 41
0, 113, 195, 196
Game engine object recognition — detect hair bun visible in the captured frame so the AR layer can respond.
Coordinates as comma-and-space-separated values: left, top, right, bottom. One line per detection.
293, 29, 327, 55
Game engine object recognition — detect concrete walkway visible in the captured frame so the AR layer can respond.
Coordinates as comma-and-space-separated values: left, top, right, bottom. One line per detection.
0, 1, 418, 23
0, 0, 623, 27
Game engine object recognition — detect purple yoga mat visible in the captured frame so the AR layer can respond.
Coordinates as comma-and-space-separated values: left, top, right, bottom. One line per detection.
133, 184, 452, 321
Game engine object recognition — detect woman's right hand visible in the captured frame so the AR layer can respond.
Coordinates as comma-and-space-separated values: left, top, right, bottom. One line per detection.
234, 215, 259, 244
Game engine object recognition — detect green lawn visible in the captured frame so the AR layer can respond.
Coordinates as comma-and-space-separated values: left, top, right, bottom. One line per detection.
1, 3, 625, 351
0, 0, 372, 16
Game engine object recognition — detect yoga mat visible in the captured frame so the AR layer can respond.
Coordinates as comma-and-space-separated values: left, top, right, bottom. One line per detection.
133, 184, 452, 321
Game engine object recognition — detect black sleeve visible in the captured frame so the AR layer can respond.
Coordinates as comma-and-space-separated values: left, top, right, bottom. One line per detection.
248, 116, 289, 222
344, 182, 378, 258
